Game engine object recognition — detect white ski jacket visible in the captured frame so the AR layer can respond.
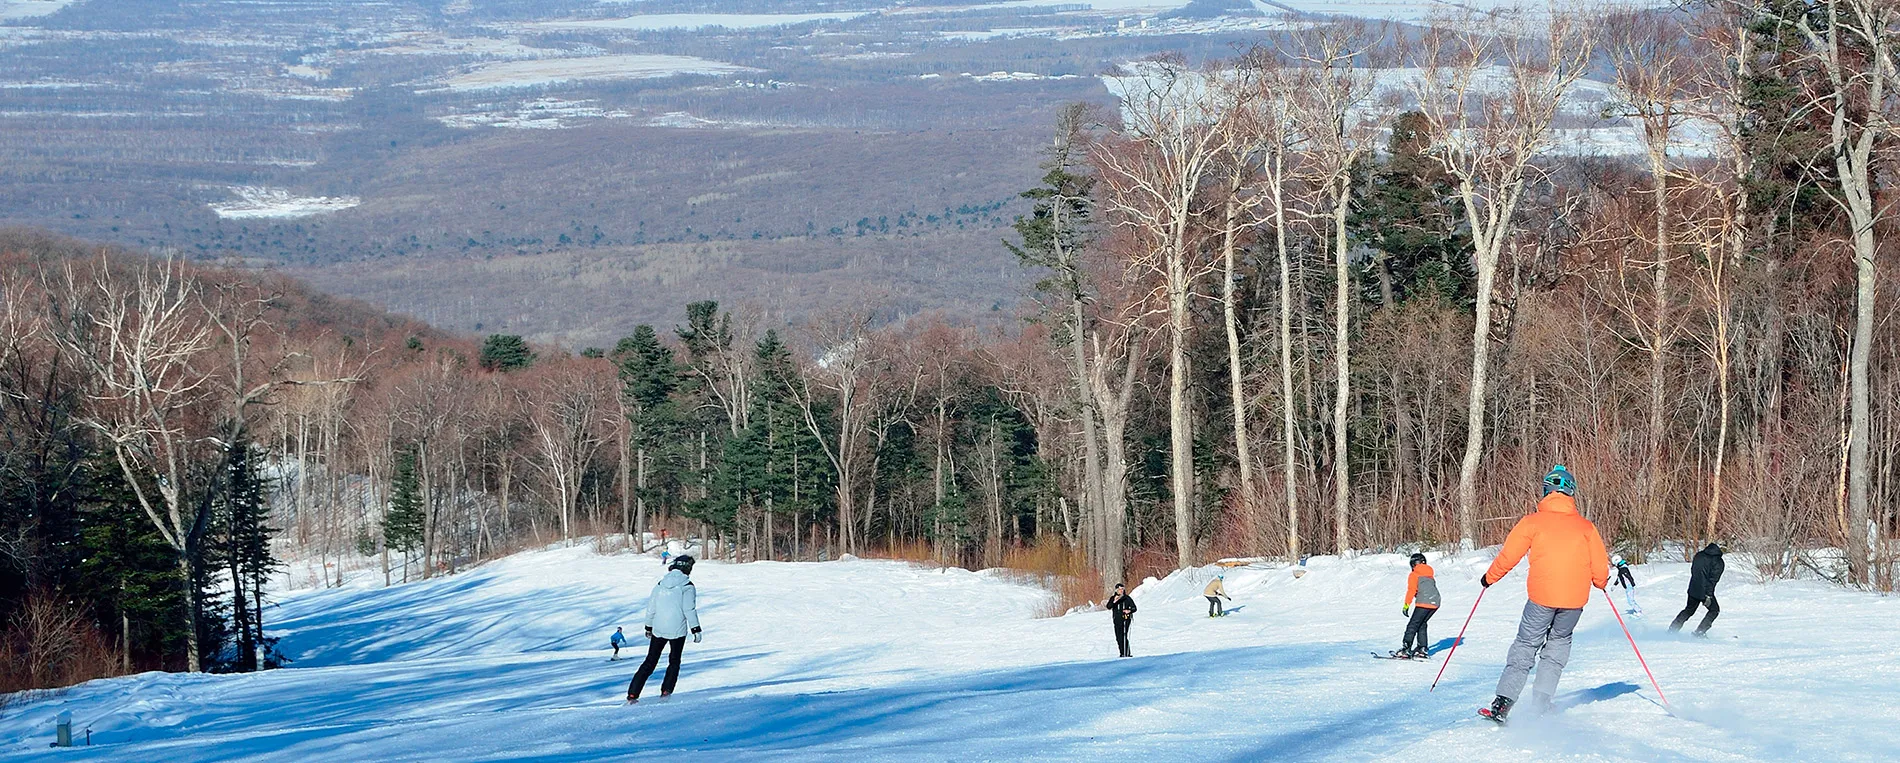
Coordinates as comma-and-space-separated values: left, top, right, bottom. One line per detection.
645, 570, 701, 640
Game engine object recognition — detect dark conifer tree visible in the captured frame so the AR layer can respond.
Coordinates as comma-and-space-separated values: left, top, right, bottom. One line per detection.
383, 446, 426, 582
479, 334, 535, 372
614, 325, 684, 537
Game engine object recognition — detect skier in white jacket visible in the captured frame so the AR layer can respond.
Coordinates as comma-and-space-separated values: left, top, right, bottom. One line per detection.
627, 555, 702, 703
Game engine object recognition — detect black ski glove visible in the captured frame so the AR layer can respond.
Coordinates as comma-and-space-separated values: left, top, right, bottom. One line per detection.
691, 626, 703, 644
1479, 574, 1492, 589
645, 626, 654, 638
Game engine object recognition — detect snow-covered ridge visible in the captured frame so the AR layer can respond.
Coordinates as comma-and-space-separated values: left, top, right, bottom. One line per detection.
0, 0, 78, 20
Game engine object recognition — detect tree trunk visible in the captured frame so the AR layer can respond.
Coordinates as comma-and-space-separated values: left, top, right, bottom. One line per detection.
1093, 334, 1140, 585
1223, 198, 1256, 512
1273, 155, 1301, 560
1168, 251, 1196, 568
636, 447, 649, 553
1847, 213, 1876, 584
620, 408, 633, 549
1646, 157, 1670, 545
1457, 239, 1501, 547
1071, 297, 1108, 585
1331, 176, 1353, 556
178, 552, 200, 673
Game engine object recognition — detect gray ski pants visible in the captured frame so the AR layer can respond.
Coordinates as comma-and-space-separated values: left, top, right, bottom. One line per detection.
1495, 600, 1583, 702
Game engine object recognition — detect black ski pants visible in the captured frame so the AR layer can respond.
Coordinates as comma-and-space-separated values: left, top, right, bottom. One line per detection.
628, 635, 685, 699
1113, 614, 1133, 657
1669, 595, 1719, 634
1206, 596, 1223, 616
1402, 606, 1437, 651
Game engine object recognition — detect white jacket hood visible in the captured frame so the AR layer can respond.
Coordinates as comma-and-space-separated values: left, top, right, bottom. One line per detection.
645, 569, 700, 639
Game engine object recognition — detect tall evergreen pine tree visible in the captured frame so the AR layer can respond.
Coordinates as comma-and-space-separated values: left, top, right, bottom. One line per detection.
383, 447, 426, 582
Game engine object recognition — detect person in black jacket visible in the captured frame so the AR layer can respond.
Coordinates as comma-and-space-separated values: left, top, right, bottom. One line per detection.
1670, 543, 1724, 636
1107, 583, 1137, 657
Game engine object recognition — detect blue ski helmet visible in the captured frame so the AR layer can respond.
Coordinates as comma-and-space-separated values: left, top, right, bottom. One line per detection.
1542, 465, 1576, 496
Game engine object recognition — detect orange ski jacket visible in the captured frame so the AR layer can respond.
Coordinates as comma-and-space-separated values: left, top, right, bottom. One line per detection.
1483, 492, 1610, 610
1405, 564, 1440, 610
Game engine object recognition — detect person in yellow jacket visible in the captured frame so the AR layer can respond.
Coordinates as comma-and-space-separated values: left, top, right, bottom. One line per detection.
1477, 465, 1610, 724
1203, 574, 1231, 617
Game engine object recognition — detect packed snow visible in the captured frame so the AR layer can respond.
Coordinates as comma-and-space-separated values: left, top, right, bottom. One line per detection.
431, 54, 759, 91
1, 538, 1893, 760
209, 187, 359, 220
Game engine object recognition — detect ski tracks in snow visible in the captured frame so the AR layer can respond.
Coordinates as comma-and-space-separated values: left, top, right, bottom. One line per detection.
1, 544, 1896, 761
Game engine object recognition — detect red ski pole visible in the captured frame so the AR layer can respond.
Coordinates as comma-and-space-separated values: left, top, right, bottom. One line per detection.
1429, 585, 1487, 692
1602, 586, 1670, 710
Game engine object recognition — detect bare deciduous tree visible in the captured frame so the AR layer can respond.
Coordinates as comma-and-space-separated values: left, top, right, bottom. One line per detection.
1405, 12, 1597, 545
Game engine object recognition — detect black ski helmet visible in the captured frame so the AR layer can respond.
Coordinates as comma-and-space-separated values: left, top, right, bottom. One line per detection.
1409, 553, 1427, 567
669, 555, 695, 574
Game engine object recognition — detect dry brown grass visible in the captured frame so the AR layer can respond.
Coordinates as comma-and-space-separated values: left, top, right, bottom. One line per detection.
1000, 539, 1100, 618
859, 538, 1099, 618
0, 591, 123, 694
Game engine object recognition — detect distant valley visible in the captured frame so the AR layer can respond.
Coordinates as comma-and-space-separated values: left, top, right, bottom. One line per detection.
0, 0, 1647, 345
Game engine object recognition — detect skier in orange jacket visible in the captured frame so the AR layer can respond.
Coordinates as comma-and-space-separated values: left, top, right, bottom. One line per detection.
1477, 465, 1610, 724
1395, 553, 1439, 659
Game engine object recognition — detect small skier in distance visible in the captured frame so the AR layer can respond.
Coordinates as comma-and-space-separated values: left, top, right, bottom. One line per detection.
1670, 542, 1724, 637
610, 626, 627, 661
1204, 573, 1231, 617
1107, 582, 1137, 658
1477, 465, 1610, 724
627, 555, 702, 704
1397, 553, 1439, 659
1612, 555, 1641, 615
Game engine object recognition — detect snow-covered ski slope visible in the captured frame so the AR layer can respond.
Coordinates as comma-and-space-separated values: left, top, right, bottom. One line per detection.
2, 544, 1895, 761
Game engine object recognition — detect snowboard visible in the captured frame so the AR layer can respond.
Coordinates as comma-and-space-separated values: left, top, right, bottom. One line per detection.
1371, 650, 1428, 661
1208, 605, 1245, 618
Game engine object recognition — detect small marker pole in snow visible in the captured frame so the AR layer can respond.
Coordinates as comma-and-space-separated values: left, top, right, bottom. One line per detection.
1603, 586, 1669, 710
1429, 586, 1486, 692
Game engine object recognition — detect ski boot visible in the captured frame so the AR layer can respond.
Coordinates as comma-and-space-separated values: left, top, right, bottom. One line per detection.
1478, 695, 1514, 725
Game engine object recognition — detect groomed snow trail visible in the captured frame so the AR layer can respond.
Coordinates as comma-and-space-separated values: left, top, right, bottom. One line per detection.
2, 545, 1894, 761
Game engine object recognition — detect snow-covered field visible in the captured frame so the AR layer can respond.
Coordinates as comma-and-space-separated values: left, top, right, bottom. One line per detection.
526, 12, 872, 32
432, 54, 758, 91
209, 187, 359, 219
437, 97, 635, 130
2, 544, 1894, 760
